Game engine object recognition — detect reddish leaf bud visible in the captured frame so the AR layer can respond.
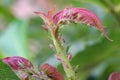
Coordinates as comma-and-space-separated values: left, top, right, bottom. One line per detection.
40, 64, 64, 80
2, 56, 33, 71
108, 72, 120, 80
53, 8, 112, 41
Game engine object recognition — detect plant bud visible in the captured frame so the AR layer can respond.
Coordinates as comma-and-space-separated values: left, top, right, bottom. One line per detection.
2, 56, 33, 71
108, 72, 120, 80
40, 63, 64, 80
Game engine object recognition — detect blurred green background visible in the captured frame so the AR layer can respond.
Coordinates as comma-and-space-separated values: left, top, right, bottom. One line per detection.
0, 0, 120, 80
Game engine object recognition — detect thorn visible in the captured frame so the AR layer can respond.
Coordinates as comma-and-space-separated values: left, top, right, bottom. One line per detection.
55, 54, 62, 61
42, 25, 48, 32
58, 34, 65, 43
67, 53, 72, 60
49, 44, 55, 49
74, 65, 80, 73
66, 45, 71, 52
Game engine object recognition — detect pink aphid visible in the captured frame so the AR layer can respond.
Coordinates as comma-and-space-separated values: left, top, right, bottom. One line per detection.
53, 8, 112, 41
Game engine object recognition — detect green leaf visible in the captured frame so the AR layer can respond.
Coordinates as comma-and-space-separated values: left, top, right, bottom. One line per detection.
0, 60, 20, 80
70, 29, 120, 80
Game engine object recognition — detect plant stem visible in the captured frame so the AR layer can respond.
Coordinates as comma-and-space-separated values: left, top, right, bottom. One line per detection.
51, 31, 76, 80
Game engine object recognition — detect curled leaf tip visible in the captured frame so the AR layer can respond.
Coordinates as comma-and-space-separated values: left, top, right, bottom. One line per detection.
102, 32, 113, 41
99, 26, 113, 41
53, 8, 112, 41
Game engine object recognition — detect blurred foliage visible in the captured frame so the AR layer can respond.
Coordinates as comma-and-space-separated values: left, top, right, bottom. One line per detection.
0, 0, 120, 80
0, 20, 29, 57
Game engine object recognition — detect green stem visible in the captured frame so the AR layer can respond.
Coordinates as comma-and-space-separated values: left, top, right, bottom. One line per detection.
51, 31, 75, 80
